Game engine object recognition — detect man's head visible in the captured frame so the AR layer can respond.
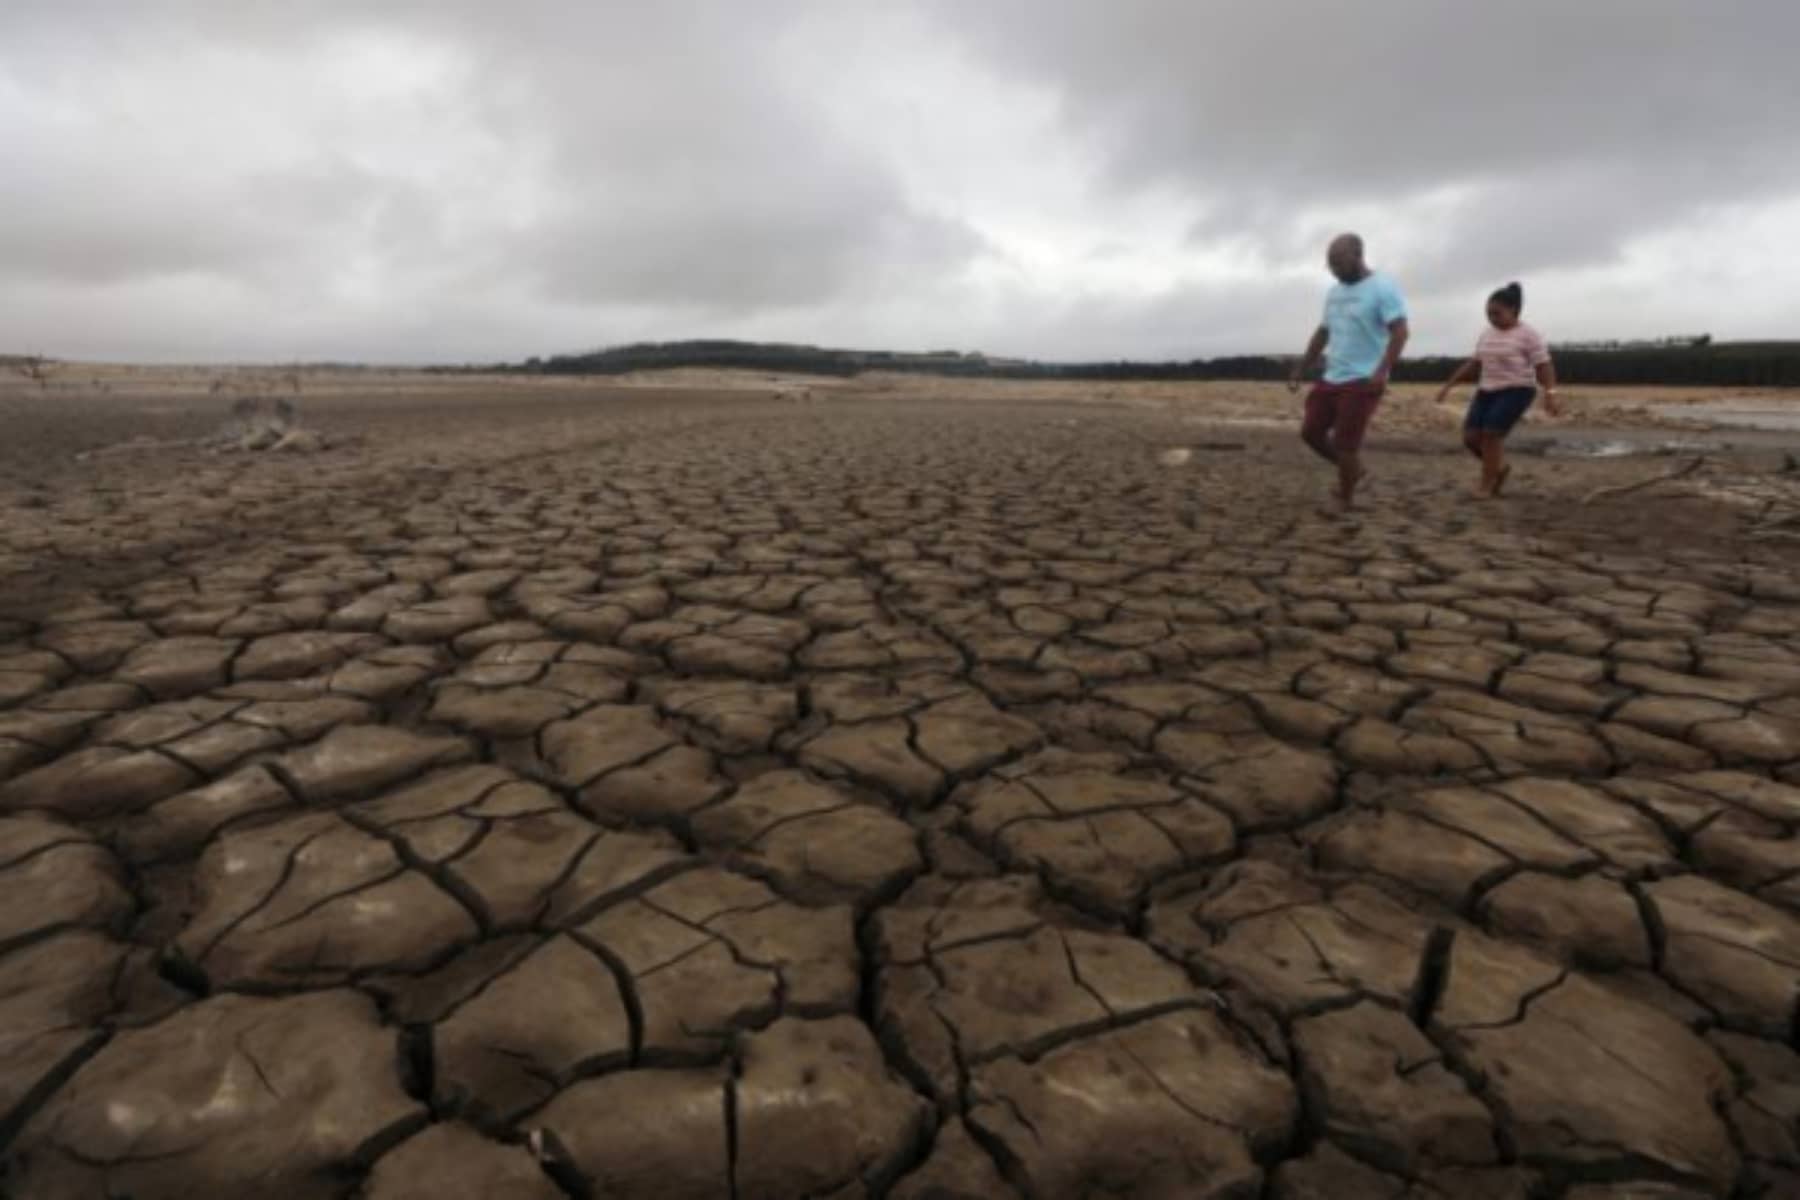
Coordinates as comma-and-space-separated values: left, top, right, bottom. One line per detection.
1327, 233, 1367, 284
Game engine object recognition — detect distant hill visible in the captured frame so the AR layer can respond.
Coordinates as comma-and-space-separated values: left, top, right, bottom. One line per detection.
491, 337, 1800, 388
510, 340, 1030, 379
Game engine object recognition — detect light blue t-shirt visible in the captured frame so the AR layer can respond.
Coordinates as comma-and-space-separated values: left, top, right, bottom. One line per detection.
1322, 272, 1409, 383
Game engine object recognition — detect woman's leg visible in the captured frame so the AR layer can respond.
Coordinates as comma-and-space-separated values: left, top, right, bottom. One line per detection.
1481, 433, 1508, 495
1466, 429, 1492, 496
1463, 394, 1489, 496
1483, 389, 1533, 496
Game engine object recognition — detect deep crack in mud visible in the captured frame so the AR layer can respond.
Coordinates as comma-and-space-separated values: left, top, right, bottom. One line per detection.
2, 383, 1799, 1198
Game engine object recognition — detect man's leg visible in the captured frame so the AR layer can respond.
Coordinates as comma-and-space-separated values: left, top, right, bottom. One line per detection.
1332, 383, 1381, 507
1337, 447, 1364, 506
1462, 428, 1484, 458
1301, 388, 1338, 463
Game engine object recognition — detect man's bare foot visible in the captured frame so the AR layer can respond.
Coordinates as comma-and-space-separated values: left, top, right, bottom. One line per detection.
1492, 464, 1512, 496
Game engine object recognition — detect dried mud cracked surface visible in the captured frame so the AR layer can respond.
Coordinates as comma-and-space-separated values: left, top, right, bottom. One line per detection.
2, 386, 1799, 1199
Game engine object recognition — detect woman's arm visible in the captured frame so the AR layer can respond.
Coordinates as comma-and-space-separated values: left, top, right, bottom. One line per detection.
1434, 357, 1479, 403
1536, 359, 1560, 416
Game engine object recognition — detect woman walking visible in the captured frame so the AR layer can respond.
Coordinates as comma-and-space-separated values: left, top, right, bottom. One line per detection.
1435, 282, 1559, 497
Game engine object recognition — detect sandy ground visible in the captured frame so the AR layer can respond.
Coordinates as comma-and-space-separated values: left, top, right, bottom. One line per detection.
2, 370, 1799, 1198
3, 363, 1794, 473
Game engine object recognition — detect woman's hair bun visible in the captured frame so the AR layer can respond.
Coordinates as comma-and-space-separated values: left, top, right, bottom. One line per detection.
1491, 281, 1524, 311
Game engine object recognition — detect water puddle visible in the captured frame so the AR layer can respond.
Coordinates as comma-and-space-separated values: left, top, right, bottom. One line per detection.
1157, 442, 1246, 466
1182, 415, 1289, 430
1531, 436, 1716, 460
1653, 402, 1800, 433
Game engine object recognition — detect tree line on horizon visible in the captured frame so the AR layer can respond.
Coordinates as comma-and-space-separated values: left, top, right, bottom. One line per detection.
502, 337, 1800, 388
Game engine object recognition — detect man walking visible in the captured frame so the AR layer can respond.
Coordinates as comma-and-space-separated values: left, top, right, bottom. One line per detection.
1287, 233, 1410, 509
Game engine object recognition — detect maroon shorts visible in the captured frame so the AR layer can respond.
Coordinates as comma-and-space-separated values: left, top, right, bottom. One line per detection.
1303, 380, 1383, 452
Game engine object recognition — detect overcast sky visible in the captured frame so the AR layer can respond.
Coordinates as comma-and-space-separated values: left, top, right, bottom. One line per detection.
4, 1, 1798, 364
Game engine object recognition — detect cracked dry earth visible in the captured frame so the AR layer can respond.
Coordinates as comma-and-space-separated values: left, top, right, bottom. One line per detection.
2, 384, 1800, 1200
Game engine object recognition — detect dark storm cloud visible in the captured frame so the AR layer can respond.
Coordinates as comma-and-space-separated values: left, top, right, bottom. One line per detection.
938, 0, 1800, 278
530, 199, 984, 312
366, 2, 988, 311
0, 1, 985, 357
1, 1, 1797, 361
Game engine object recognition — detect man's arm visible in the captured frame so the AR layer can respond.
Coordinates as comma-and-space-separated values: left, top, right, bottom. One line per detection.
1370, 318, 1409, 389
1289, 325, 1328, 393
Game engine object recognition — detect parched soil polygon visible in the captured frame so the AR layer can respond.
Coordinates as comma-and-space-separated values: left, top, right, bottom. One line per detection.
2, 382, 1798, 1197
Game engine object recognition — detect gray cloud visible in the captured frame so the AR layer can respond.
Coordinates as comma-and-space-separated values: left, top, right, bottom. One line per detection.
2, 1, 1797, 362
939, 1, 1800, 282
940, 2, 1800, 195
